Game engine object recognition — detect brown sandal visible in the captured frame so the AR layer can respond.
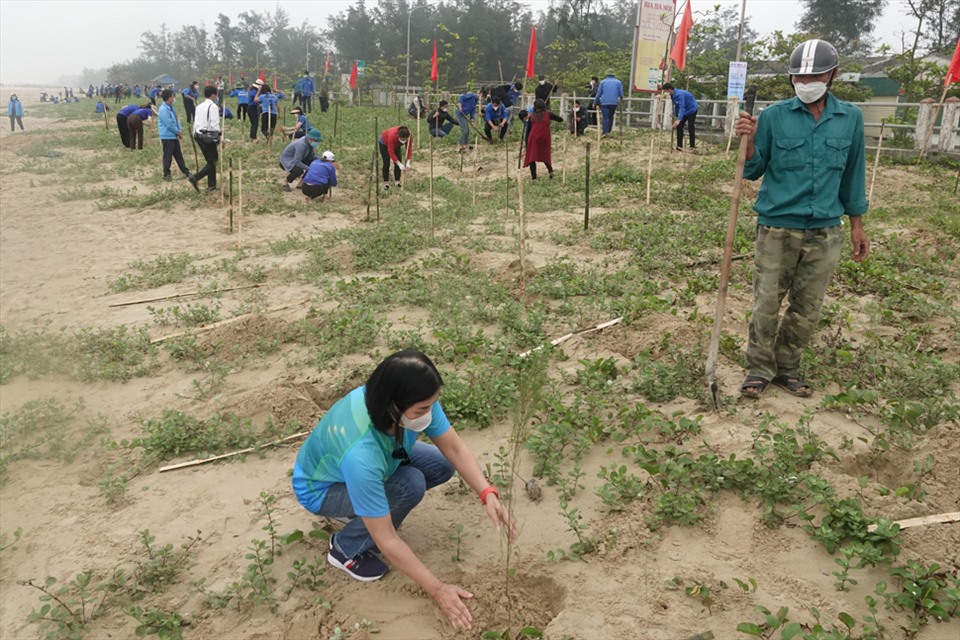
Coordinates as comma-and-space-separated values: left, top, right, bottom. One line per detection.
740, 376, 769, 399
772, 375, 813, 398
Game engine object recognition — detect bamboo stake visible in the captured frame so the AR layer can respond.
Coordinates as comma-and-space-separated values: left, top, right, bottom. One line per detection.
646, 138, 654, 205
110, 284, 260, 308
229, 158, 234, 232
151, 297, 310, 344
416, 100, 422, 152
561, 128, 568, 185
220, 94, 226, 206
472, 134, 479, 206
159, 431, 310, 473
188, 124, 200, 173
584, 142, 591, 230
367, 117, 378, 222
504, 140, 509, 217
238, 158, 243, 248
517, 143, 527, 294
375, 129, 381, 222
726, 96, 738, 155
868, 121, 885, 203
595, 107, 602, 161
429, 125, 435, 237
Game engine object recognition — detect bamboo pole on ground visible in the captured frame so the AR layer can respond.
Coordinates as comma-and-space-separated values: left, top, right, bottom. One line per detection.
103, 105, 109, 130
868, 121, 885, 203
110, 283, 260, 307
472, 134, 479, 206
584, 142, 591, 230
726, 96, 738, 155
159, 431, 310, 473
646, 138, 654, 205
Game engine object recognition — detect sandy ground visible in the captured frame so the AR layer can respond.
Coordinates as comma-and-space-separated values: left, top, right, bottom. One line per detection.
0, 87, 958, 640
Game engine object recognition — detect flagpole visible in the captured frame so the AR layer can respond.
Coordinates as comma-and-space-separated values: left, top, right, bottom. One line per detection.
627, 0, 642, 128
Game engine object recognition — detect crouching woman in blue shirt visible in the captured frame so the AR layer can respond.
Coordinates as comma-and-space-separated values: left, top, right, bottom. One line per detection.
292, 350, 513, 631
300, 150, 338, 202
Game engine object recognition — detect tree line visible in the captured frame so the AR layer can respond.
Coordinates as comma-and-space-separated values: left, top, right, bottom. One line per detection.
97, 0, 958, 101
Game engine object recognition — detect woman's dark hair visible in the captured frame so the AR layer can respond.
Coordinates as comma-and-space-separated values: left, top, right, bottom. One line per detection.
365, 350, 443, 434
161, 89, 174, 102
262, 84, 272, 93
397, 126, 411, 140
534, 98, 546, 112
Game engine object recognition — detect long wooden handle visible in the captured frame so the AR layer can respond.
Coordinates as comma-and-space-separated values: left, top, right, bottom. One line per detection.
705, 86, 756, 387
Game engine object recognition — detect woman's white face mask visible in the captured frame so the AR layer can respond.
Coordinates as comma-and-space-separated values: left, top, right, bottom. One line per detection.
794, 81, 828, 104
400, 411, 432, 432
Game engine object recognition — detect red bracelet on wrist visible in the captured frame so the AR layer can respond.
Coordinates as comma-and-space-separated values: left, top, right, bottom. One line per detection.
480, 486, 499, 505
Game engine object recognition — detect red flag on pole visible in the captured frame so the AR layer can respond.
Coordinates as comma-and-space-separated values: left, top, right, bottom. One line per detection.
324, 53, 331, 79
229, 70, 233, 86
430, 40, 439, 82
525, 26, 537, 78
670, 1, 694, 71
946, 37, 960, 85
349, 60, 358, 89
259, 68, 266, 82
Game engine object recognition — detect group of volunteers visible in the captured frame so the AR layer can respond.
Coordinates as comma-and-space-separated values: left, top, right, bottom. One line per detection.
285, 38, 872, 634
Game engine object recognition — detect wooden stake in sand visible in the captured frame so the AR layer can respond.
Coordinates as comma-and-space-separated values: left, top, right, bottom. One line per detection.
333, 101, 340, 157
646, 138, 654, 205
228, 158, 234, 232
237, 158, 243, 247
472, 134, 479, 206
725, 96, 738, 155
517, 144, 527, 293
595, 107, 602, 161
561, 128, 567, 185
429, 125, 435, 237
159, 431, 310, 473
220, 97, 226, 206
367, 116, 378, 222
868, 121, 885, 203
504, 139, 510, 217
584, 142, 591, 230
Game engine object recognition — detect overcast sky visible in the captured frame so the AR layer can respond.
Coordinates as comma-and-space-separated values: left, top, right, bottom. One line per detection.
0, 0, 921, 84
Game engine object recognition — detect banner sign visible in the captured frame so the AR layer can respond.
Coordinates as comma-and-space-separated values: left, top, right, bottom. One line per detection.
727, 61, 748, 100
633, 0, 676, 92
356, 60, 366, 78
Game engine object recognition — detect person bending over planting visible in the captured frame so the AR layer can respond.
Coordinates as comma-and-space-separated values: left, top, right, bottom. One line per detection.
292, 350, 513, 631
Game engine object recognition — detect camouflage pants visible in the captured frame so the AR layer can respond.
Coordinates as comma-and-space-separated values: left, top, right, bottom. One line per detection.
746, 224, 844, 381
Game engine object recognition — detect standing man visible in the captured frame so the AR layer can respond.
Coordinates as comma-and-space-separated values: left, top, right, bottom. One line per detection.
7, 94, 24, 132
189, 86, 222, 193
592, 69, 623, 136
300, 71, 315, 114
247, 79, 263, 141
257, 84, 279, 139
231, 84, 249, 123
735, 39, 870, 399
534, 75, 558, 110
157, 89, 194, 183
662, 82, 698, 152
181, 81, 199, 124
